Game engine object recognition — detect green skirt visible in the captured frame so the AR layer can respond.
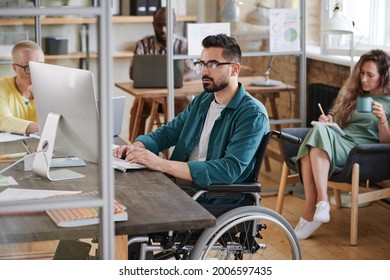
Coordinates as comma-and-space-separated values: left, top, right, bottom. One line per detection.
295, 125, 356, 178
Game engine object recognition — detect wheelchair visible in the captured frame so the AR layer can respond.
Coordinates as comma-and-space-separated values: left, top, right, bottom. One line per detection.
128, 130, 303, 260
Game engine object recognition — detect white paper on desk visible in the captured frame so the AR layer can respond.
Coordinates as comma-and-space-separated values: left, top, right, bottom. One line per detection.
0, 188, 81, 202
0, 132, 30, 143
0, 176, 18, 187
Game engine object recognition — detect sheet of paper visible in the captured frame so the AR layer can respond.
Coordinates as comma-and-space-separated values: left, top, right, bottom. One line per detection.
0, 188, 81, 202
0, 176, 18, 187
0, 132, 30, 143
269, 9, 300, 52
187, 22, 230, 56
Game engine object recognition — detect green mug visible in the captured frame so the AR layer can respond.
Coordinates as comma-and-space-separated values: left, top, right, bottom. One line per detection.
356, 97, 373, 113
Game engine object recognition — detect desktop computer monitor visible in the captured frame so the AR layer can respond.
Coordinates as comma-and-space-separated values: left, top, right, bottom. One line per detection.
29, 62, 99, 181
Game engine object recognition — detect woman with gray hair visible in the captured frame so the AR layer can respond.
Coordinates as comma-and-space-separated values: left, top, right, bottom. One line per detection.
0, 40, 45, 134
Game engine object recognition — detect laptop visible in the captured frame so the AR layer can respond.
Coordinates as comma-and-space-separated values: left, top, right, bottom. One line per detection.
97, 96, 126, 137
112, 96, 126, 137
132, 55, 184, 88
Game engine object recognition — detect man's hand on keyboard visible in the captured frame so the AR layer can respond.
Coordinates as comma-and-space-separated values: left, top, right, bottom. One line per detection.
124, 146, 166, 173
113, 141, 145, 159
113, 142, 166, 173
113, 142, 192, 182
112, 141, 166, 170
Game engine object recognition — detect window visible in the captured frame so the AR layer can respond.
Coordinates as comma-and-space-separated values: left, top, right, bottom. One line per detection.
323, 0, 390, 54
344, 0, 390, 49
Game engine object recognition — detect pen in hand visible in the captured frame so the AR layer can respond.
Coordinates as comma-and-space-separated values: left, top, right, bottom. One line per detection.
318, 103, 326, 116
317, 103, 331, 122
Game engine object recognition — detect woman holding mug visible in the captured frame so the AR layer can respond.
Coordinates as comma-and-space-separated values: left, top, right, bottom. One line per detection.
294, 49, 390, 240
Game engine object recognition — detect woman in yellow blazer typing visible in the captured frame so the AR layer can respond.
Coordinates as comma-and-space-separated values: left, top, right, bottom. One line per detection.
0, 40, 44, 134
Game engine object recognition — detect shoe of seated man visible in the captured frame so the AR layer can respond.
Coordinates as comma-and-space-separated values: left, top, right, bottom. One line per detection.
313, 201, 330, 223
294, 217, 322, 240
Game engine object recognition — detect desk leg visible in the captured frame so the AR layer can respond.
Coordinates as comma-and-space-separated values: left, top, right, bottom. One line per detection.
255, 93, 283, 171
268, 93, 281, 130
129, 98, 145, 142
146, 97, 167, 134
147, 100, 158, 134
115, 235, 128, 260
267, 93, 284, 165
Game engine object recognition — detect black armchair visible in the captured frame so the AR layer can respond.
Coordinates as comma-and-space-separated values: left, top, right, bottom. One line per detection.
276, 127, 390, 245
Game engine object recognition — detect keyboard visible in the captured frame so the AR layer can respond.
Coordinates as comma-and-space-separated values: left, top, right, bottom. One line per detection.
112, 157, 146, 172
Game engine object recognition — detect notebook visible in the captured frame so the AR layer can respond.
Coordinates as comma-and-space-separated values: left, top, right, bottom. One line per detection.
132, 54, 184, 88
311, 121, 345, 136
45, 191, 128, 227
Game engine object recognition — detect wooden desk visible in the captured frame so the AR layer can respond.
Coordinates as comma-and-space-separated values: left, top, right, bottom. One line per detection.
0, 139, 215, 260
116, 76, 295, 142
116, 76, 295, 169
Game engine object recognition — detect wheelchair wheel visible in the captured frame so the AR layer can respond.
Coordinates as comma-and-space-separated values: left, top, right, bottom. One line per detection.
190, 206, 301, 260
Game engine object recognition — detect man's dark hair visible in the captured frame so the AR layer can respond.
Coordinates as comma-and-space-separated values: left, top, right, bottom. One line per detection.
202, 34, 242, 64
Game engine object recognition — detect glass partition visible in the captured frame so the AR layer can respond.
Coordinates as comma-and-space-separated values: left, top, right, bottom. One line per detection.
0, 1, 115, 260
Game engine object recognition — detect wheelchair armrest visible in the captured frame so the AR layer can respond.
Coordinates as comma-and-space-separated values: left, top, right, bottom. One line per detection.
331, 143, 390, 182
194, 183, 261, 206
208, 182, 261, 193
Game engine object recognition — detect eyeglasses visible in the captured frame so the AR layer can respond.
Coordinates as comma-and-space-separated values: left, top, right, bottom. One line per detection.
193, 60, 235, 73
14, 63, 30, 74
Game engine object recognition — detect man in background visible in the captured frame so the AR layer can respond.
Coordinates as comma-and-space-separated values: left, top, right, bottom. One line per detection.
0, 40, 44, 134
129, 7, 196, 138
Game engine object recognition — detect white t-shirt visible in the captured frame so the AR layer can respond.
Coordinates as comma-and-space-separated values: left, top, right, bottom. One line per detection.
188, 99, 226, 161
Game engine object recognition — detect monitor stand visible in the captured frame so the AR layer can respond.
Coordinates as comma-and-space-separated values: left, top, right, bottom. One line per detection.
32, 112, 85, 181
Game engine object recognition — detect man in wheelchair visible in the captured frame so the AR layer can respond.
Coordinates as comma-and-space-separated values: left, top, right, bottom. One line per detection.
114, 34, 300, 260
114, 33, 269, 200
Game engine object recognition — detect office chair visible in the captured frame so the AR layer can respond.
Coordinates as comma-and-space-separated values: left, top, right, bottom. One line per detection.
276, 83, 339, 189
276, 127, 390, 245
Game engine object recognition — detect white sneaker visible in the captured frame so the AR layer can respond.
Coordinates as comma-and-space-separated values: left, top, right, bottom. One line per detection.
313, 201, 330, 223
294, 217, 322, 240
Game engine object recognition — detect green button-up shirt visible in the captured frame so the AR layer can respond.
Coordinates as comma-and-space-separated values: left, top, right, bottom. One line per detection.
135, 82, 269, 189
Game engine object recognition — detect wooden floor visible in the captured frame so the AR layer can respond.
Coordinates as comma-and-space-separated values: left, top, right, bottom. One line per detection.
259, 156, 390, 260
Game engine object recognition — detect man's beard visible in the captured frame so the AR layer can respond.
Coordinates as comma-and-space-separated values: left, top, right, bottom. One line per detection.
155, 34, 167, 48
202, 76, 228, 93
